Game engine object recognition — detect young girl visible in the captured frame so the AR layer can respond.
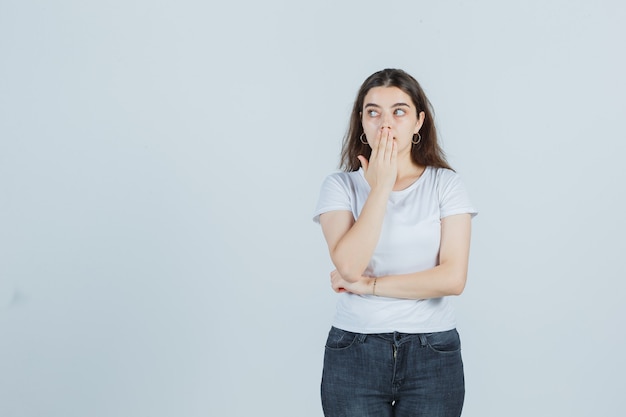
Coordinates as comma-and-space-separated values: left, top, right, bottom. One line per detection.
313, 68, 477, 417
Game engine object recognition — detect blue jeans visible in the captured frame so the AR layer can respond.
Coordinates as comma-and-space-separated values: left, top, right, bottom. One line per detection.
321, 327, 465, 417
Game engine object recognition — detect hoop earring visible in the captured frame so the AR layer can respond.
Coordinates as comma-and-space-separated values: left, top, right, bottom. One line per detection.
359, 133, 368, 144
412, 132, 422, 145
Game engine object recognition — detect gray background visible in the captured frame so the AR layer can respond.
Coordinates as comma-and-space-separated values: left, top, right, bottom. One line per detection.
1, 0, 625, 416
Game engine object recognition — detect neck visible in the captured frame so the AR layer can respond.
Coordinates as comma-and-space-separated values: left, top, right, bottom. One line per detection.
393, 156, 425, 191
396, 155, 424, 179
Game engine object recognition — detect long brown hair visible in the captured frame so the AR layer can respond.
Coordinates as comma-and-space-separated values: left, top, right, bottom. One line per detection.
340, 68, 452, 172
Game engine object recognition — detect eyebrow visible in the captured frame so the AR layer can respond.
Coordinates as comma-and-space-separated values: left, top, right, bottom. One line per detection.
364, 102, 411, 108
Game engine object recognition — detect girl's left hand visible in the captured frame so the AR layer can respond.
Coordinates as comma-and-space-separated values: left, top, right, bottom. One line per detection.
330, 270, 372, 295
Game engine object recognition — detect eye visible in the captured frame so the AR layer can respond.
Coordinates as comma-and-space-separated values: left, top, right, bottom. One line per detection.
367, 110, 379, 117
394, 108, 406, 116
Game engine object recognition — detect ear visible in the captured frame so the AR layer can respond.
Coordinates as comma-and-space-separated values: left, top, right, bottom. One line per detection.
414, 111, 426, 134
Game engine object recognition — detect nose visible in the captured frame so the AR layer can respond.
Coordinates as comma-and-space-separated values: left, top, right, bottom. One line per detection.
381, 112, 393, 129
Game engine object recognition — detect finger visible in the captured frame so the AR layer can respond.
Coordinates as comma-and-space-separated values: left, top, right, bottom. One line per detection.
377, 128, 389, 160
368, 131, 381, 160
384, 130, 393, 159
375, 127, 383, 147
332, 281, 345, 293
372, 128, 384, 155
382, 128, 394, 161
357, 155, 369, 172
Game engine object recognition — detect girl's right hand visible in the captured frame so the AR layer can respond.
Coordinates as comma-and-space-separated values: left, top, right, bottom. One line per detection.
357, 127, 397, 192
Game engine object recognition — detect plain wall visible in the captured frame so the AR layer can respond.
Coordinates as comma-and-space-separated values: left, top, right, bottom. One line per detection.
1, 0, 625, 416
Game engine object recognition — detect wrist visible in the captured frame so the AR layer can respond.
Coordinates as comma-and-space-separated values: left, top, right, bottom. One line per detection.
369, 184, 393, 197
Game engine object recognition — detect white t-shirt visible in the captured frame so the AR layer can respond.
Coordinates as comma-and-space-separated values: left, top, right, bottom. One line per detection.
313, 166, 477, 334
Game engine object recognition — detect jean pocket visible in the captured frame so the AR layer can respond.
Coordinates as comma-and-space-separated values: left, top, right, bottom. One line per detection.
426, 329, 461, 354
324, 327, 360, 351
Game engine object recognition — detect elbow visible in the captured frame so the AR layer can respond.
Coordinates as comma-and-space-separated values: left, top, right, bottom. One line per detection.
330, 250, 365, 283
438, 260, 468, 296
448, 271, 467, 296
449, 282, 466, 296
332, 259, 363, 283
335, 266, 362, 283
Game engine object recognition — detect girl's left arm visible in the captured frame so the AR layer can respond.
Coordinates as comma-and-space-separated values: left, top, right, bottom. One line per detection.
330, 213, 473, 299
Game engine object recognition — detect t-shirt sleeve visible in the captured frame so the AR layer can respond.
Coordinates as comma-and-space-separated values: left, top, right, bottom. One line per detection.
437, 169, 478, 219
312, 173, 353, 224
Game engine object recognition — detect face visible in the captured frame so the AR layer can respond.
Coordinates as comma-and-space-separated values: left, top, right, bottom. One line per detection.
361, 86, 425, 154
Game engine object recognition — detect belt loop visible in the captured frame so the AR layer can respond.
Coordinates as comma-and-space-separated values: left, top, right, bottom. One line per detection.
358, 333, 367, 344
418, 334, 428, 347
